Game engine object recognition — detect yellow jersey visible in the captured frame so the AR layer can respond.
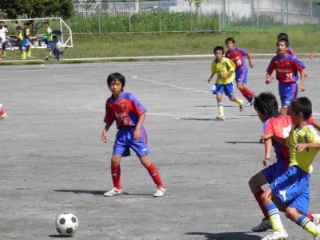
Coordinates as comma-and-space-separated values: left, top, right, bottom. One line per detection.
211, 57, 236, 85
287, 125, 320, 173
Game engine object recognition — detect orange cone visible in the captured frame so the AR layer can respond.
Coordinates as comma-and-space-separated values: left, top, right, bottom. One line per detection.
310, 53, 314, 60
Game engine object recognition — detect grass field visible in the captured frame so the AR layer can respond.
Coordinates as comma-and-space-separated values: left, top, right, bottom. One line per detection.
2, 32, 320, 63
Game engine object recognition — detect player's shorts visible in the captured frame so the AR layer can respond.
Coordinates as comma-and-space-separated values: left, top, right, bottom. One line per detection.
24, 38, 31, 47
278, 82, 298, 107
270, 166, 310, 215
113, 126, 150, 158
235, 65, 248, 84
211, 82, 235, 99
261, 158, 290, 183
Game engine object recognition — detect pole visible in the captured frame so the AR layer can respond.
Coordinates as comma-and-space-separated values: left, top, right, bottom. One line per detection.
286, 0, 288, 32
190, 2, 193, 32
318, 0, 320, 32
98, 4, 101, 34
251, 0, 254, 32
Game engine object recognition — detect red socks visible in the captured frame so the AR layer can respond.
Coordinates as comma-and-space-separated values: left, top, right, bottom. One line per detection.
147, 163, 164, 189
254, 190, 269, 220
111, 165, 121, 190
240, 87, 254, 101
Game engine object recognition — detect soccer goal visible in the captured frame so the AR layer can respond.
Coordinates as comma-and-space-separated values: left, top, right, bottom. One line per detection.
0, 17, 73, 49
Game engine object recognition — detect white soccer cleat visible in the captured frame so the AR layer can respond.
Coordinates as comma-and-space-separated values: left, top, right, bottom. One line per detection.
262, 230, 288, 240
251, 218, 272, 232
216, 115, 225, 121
104, 188, 123, 197
312, 214, 320, 226
153, 187, 166, 197
245, 97, 255, 107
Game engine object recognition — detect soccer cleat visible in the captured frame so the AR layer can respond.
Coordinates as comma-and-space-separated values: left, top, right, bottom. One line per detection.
104, 188, 123, 197
216, 115, 225, 121
245, 97, 255, 107
0, 104, 7, 120
251, 218, 272, 232
239, 99, 244, 111
312, 214, 320, 226
261, 230, 288, 240
153, 187, 166, 197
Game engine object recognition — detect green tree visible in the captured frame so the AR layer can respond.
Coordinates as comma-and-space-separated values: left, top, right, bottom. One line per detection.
0, 0, 74, 19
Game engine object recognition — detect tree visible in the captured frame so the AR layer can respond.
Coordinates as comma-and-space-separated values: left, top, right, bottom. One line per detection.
0, 0, 74, 19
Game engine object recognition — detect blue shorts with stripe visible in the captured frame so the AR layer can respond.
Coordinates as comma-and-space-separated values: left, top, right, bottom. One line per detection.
113, 126, 150, 158
270, 166, 310, 215
24, 38, 31, 47
235, 65, 248, 84
261, 158, 289, 183
211, 82, 235, 99
278, 82, 298, 107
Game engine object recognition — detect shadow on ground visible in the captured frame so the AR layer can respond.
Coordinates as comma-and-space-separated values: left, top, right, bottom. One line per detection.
186, 231, 261, 240
54, 190, 150, 196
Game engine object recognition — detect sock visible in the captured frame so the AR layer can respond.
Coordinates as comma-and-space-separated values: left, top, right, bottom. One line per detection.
4, 52, 6, 57
235, 97, 243, 106
27, 51, 31, 57
218, 103, 224, 116
147, 163, 164, 189
296, 215, 320, 236
266, 204, 285, 232
21, 52, 26, 58
254, 190, 269, 220
240, 87, 254, 101
111, 165, 121, 190
49, 52, 52, 57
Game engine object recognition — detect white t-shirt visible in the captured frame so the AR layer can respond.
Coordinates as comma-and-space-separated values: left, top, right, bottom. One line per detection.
0, 27, 7, 43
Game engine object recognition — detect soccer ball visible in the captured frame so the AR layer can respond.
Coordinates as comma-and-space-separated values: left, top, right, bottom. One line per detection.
55, 213, 79, 236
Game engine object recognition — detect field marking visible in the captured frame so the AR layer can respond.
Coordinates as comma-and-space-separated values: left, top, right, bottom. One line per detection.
132, 76, 209, 94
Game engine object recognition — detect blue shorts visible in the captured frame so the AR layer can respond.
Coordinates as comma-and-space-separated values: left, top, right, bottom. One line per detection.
278, 82, 298, 107
261, 158, 290, 183
19, 46, 26, 51
235, 65, 248, 84
113, 126, 150, 158
24, 39, 31, 47
270, 166, 310, 215
211, 82, 235, 99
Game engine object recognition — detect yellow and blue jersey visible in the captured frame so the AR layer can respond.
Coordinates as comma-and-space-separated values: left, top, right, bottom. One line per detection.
211, 57, 235, 85
287, 125, 320, 173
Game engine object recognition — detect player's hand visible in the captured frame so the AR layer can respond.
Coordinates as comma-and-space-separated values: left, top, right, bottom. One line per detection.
249, 63, 254, 68
295, 144, 307, 152
299, 85, 305, 92
263, 157, 270, 168
260, 134, 273, 143
102, 129, 109, 143
134, 129, 140, 142
266, 76, 272, 84
208, 77, 212, 83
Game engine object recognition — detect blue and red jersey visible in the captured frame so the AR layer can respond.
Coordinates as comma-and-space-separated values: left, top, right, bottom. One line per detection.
264, 116, 292, 161
104, 92, 147, 129
225, 47, 249, 68
266, 54, 304, 83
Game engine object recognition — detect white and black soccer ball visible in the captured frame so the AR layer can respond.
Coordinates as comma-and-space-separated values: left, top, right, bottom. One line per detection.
55, 213, 79, 236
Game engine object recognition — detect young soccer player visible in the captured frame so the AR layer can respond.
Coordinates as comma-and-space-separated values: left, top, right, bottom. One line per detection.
51, 36, 64, 61
102, 72, 166, 197
260, 97, 320, 240
43, 22, 53, 60
24, 22, 32, 58
0, 21, 7, 59
15, 26, 26, 60
249, 92, 320, 233
225, 37, 255, 107
208, 46, 244, 121
266, 39, 305, 116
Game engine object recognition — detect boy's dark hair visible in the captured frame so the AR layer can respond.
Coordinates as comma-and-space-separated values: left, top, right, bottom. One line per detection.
15, 26, 22, 30
4, 25, 8, 28
277, 33, 288, 41
290, 97, 312, 120
225, 37, 235, 44
44, 22, 49, 25
254, 92, 279, 118
214, 46, 224, 54
107, 72, 125, 91
0, 21, 4, 24
24, 22, 31, 26
277, 39, 289, 48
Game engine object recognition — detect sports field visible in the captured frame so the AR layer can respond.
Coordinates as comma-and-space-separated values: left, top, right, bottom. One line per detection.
1, 58, 320, 239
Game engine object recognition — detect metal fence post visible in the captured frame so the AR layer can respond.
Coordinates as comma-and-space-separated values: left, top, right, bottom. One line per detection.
286, 0, 288, 32
318, 0, 320, 32
251, 0, 254, 32
190, 2, 193, 32
98, 4, 101, 34
128, 2, 131, 32
159, 2, 162, 32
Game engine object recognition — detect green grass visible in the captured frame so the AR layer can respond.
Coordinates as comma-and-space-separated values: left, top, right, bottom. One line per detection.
2, 32, 320, 64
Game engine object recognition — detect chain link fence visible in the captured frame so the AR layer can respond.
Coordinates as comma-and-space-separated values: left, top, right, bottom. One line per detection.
70, 0, 320, 33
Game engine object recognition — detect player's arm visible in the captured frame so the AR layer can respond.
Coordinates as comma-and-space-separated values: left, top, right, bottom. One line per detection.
263, 139, 272, 168
260, 134, 287, 146
102, 123, 112, 143
134, 112, 146, 142
266, 60, 275, 84
298, 67, 305, 92
246, 53, 254, 68
208, 63, 216, 83
296, 143, 320, 152
208, 73, 215, 83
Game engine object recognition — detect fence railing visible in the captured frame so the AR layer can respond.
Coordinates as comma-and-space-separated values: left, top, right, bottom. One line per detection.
70, 0, 320, 33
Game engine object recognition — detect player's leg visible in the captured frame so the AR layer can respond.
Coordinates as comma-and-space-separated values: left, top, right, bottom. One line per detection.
261, 188, 288, 240
235, 66, 254, 106
216, 93, 225, 120
131, 126, 165, 197
279, 82, 297, 116
226, 82, 244, 112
